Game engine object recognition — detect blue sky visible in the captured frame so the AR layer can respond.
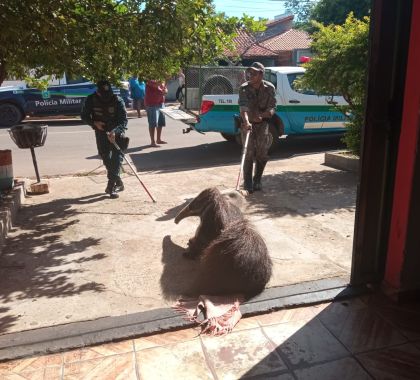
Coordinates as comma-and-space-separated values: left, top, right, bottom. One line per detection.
212, 0, 287, 20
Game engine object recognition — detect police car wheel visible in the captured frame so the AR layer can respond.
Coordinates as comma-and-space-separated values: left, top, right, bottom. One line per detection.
221, 133, 236, 142
268, 123, 280, 154
0, 103, 23, 127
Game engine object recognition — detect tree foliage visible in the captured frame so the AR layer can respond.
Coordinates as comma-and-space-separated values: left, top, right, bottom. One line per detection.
284, 0, 316, 27
285, 0, 370, 32
0, 0, 264, 86
297, 14, 370, 155
310, 0, 370, 27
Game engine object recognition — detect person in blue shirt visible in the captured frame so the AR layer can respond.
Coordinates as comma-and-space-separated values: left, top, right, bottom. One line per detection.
128, 76, 145, 118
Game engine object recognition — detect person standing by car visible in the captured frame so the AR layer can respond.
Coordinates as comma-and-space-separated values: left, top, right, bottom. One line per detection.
81, 80, 128, 199
128, 75, 145, 118
145, 80, 167, 147
238, 62, 276, 195
176, 69, 185, 103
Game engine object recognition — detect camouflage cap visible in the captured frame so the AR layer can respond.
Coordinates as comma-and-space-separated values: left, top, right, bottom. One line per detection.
247, 62, 265, 73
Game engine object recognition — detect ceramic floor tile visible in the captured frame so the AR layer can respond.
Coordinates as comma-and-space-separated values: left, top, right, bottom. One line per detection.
357, 343, 420, 380
63, 352, 136, 380
263, 318, 349, 368
1, 367, 62, 380
367, 298, 420, 341
0, 354, 63, 373
202, 328, 286, 379
63, 340, 134, 363
318, 304, 407, 353
256, 306, 317, 326
233, 316, 260, 331
134, 328, 200, 351
294, 357, 371, 380
253, 373, 295, 380
137, 339, 213, 380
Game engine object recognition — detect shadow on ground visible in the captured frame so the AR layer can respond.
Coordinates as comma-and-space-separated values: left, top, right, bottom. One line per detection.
0, 194, 108, 333
246, 169, 357, 218
159, 235, 199, 301
129, 134, 345, 174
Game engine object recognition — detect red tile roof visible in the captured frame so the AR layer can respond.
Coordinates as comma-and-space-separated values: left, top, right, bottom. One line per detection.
266, 14, 294, 26
242, 44, 277, 58
260, 29, 311, 52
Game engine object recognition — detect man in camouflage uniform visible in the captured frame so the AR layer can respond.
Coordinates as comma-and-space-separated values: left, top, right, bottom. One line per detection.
238, 62, 276, 194
81, 80, 128, 199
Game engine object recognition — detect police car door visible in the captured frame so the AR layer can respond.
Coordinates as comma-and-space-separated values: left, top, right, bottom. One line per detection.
63, 80, 96, 114
24, 84, 68, 116
283, 72, 347, 134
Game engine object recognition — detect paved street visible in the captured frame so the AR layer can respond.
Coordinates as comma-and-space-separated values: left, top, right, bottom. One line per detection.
1, 113, 345, 178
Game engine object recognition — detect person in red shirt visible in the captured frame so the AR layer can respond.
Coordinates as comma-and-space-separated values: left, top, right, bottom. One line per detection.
144, 80, 167, 147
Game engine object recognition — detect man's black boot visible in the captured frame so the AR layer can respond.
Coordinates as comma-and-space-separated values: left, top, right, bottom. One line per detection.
243, 159, 254, 194
253, 160, 267, 191
115, 178, 124, 192
105, 180, 119, 199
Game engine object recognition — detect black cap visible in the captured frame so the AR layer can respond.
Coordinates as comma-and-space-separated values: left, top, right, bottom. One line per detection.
96, 80, 112, 96
247, 62, 265, 73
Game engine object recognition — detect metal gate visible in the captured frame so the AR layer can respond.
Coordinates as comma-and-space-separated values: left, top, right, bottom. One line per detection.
184, 66, 247, 110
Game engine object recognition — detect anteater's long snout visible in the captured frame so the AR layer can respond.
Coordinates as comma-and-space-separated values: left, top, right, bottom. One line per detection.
174, 205, 191, 224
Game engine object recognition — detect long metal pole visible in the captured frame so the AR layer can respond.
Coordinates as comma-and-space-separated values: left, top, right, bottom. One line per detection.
236, 130, 251, 191
109, 138, 156, 203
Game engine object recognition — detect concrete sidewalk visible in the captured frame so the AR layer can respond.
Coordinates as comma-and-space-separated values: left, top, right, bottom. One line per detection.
0, 152, 356, 336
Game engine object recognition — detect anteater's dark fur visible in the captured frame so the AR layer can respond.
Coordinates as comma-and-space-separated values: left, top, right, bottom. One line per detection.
174, 187, 243, 258
175, 187, 273, 298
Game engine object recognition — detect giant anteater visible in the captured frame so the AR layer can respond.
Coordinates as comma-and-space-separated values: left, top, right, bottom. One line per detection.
175, 187, 272, 297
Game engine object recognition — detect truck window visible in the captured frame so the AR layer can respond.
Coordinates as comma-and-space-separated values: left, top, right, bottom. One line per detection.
287, 73, 315, 95
264, 71, 277, 89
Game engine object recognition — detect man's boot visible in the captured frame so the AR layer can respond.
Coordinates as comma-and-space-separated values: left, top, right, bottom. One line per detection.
115, 178, 124, 192
253, 160, 267, 191
243, 159, 254, 194
105, 180, 119, 199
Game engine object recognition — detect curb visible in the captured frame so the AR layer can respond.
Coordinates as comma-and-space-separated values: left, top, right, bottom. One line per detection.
0, 181, 25, 254
324, 152, 359, 172
0, 277, 369, 362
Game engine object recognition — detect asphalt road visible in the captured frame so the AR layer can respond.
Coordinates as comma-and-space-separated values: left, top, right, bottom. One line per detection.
0, 116, 345, 178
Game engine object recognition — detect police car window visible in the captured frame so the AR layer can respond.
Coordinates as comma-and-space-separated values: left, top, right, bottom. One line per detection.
287, 73, 315, 95
66, 74, 88, 84
264, 71, 277, 89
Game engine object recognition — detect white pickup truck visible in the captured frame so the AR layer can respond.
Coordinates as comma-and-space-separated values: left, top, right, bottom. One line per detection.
164, 66, 348, 151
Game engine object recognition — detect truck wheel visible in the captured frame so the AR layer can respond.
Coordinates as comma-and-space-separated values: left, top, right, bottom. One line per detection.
221, 133, 236, 142
0, 103, 24, 127
203, 76, 233, 95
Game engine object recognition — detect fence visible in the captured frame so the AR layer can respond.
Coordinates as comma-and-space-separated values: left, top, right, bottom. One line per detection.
184, 66, 247, 110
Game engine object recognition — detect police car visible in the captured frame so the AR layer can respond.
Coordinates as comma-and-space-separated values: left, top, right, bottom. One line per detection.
0, 79, 131, 127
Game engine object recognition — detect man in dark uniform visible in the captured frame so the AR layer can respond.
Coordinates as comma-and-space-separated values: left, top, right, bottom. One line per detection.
81, 80, 128, 199
238, 62, 276, 195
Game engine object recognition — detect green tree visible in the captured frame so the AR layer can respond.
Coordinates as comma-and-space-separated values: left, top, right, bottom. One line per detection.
311, 0, 370, 26
0, 0, 264, 86
297, 14, 370, 155
284, 0, 316, 27
284, 0, 370, 32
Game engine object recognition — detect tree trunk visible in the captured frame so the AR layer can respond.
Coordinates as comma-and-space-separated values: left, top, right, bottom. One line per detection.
0, 60, 6, 87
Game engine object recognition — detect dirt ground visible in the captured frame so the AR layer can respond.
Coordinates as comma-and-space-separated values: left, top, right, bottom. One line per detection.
0, 152, 356, 334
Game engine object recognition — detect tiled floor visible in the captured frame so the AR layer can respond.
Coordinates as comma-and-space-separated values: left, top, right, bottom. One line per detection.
1, 294, 420, 379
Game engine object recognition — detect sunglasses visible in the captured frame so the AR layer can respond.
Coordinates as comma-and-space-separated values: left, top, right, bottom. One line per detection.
248, 70, 261, 77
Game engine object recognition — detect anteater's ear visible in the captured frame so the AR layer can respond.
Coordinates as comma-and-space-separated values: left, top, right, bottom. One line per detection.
221, 189, 245, 208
